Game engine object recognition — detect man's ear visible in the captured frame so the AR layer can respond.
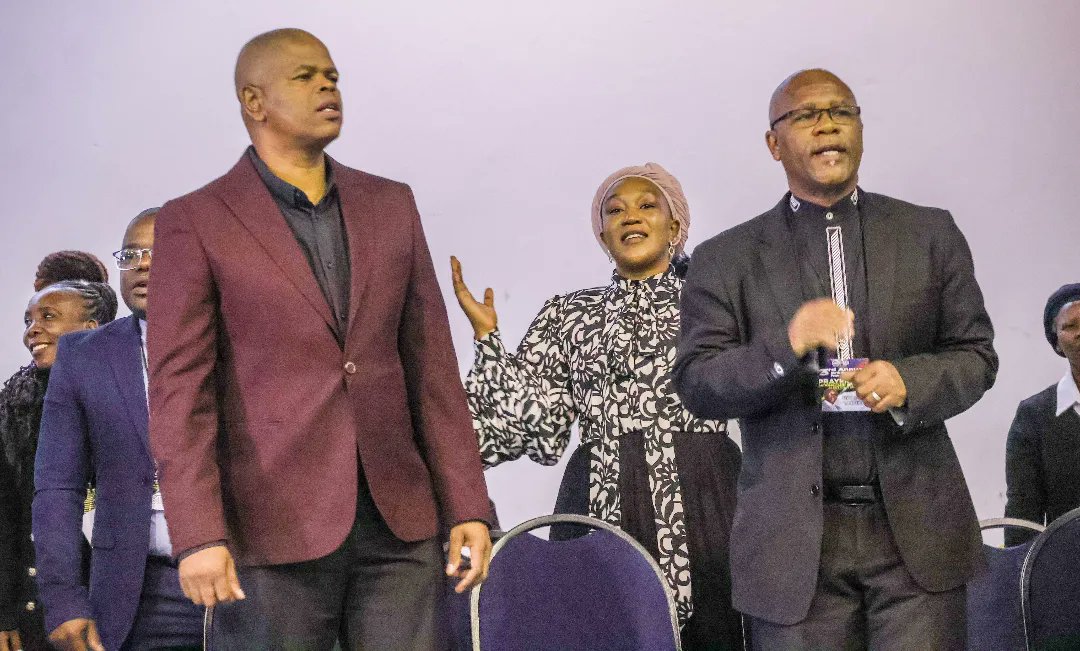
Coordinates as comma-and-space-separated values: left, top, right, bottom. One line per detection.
240, 85, 266, 123
765, 130, 782, 162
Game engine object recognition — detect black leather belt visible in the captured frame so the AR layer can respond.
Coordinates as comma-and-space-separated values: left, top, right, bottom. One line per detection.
824, 483, 881, 504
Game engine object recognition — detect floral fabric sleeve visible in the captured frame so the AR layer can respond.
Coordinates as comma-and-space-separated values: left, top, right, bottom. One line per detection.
465, 296, 576, 469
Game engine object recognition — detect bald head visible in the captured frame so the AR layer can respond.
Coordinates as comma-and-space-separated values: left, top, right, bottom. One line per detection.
125, 207, 158, 238
234, 28, 325, 94
769, 69, 855, 126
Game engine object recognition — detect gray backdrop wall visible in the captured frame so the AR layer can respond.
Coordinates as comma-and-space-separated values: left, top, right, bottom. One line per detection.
2, 1, 1077, 532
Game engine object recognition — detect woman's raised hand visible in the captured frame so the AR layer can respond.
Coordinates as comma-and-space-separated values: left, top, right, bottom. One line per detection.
450, 256, 498, 340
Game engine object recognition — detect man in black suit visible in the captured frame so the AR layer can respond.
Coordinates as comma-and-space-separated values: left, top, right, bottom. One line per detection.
1004, 284, 1080, 545
674, 69, 997, 649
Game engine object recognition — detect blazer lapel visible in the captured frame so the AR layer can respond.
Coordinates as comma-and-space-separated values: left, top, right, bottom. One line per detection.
107, 317, 153, 463
861, 193, 899, 360
215, 154, 337, 330
332, 160, 375, 340
756, 200, 806, 324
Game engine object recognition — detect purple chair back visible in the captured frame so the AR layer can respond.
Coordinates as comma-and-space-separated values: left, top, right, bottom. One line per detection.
470, 514, 681, 651
966, 518, 1044, 651
1022, 506, 1080, 650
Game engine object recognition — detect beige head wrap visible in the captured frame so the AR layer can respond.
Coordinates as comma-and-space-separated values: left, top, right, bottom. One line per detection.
590, 162, 689, 255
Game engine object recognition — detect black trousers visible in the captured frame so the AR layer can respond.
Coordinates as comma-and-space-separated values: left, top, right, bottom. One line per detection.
209, 483, 446, 651
751, 501, 966, 651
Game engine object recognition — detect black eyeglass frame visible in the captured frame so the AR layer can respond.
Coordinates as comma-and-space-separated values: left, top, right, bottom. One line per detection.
769, 105, 862, 130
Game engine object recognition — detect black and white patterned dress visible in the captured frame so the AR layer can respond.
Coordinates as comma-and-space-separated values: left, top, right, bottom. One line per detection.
466, 267, 741, 645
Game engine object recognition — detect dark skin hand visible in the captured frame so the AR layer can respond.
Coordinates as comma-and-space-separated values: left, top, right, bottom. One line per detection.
178, 545, 245, 608
450, 256, 497, 340
787, 298, 854, 358
0, 629, 22, 651
445, 521, 493, 593
48, 618, 104, 651
841, 361, 907, 412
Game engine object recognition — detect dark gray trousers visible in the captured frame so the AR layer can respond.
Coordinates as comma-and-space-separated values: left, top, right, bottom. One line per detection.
208, 485, 446, 651
751, 501, 966, 651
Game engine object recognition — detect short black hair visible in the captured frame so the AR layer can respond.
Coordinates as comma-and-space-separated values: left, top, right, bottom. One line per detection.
34, 250, 109, 291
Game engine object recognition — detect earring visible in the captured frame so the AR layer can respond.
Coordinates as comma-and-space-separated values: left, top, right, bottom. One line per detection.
605, 248, 613, 263
667, 241, 676, 259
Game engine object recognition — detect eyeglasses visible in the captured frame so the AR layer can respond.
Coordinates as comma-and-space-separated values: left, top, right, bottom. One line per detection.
112, 248, 152, 270
770, 105, 861, 130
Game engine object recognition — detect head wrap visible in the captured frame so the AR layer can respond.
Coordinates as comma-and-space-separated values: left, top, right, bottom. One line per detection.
591, 162, 689, 256
1044, 283, 1080, 356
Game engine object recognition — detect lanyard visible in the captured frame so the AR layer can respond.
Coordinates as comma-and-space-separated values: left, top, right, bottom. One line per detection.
137, 321, 150, 407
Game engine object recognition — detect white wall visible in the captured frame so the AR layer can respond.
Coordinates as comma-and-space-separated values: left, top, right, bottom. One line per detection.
2, 0, 1077, 531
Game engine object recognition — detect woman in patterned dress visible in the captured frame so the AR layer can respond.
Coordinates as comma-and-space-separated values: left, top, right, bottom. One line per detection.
451, 163, 742, 650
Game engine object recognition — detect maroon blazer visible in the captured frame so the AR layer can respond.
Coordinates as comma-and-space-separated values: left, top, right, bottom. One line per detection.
147, 153, 490, 565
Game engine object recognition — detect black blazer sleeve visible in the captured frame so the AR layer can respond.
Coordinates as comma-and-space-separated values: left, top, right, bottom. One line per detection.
890, 212, 997, 431
1004, 392, 1051, 546
674, 237, 813, 420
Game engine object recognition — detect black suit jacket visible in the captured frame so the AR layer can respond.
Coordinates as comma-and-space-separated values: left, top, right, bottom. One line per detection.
1004, 383, 1080, 546
674, 191, 997, 625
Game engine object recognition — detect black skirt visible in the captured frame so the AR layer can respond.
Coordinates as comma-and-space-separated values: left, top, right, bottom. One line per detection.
551, 431, 743, 651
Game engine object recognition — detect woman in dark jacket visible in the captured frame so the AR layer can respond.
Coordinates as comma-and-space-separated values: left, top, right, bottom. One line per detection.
0, 280, 116, 651
1004, 284, 1080, 546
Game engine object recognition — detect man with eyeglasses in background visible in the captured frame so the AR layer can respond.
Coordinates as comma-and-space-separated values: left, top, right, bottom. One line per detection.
33, 208, 206, 651
675, 69, 996, 648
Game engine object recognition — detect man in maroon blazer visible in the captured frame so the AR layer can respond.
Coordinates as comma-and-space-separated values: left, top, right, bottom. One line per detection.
146, 28, 492, 649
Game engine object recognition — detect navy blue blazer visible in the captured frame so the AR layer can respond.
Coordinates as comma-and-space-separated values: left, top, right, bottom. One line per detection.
32, 316, 167, 650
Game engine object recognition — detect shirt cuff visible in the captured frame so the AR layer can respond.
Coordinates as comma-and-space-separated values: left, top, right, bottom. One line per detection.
474, 329, 504, 356
176, 540, 227, 562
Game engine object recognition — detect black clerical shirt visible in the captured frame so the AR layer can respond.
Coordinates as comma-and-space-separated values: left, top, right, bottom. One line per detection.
785, 188, 878, 486
248, 147, 351, 340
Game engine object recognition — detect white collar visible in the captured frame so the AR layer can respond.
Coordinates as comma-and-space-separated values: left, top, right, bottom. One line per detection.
1056, 372, 1080, 417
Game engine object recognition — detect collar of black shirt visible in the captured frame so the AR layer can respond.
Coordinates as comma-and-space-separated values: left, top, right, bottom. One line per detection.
787, 187, 860, 224
247, 145, 337, 209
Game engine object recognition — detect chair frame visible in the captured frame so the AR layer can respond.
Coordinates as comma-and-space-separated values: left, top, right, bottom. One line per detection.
963, 517, 1043, 651
469, 513, 682, 651
978, 517, 1046, 535
1019, 506, 1080, 650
